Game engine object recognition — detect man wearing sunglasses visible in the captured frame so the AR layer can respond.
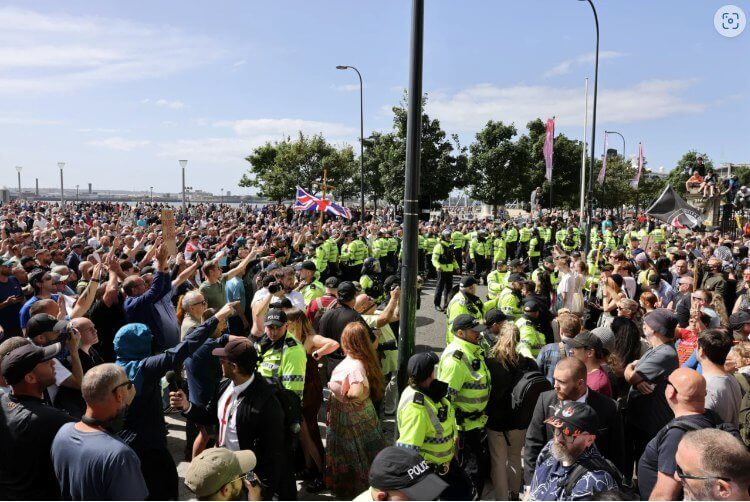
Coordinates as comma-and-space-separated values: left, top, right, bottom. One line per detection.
675, 428, 750, 501
51, 363, 146, 500
528, 401, 620, 500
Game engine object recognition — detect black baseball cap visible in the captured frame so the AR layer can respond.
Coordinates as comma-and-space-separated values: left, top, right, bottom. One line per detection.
508, 259, 523, 268
730, 311, 750, 331
452, 314, 486, 334
544, 401, 599, 436
263, 308, 287, 327
460, 276, 478, 288
507, 273, 524, 283
26, 314, 69, 339
269, 297, 293, 309
324, 276, 340, 289
407, 352, 439, 382
566, 331, 604, 352
1, 343, 60, 385
368, 447, 447, 500
211, 338, 258, 366
300, 260, 317, 272
523, 301, 541, 314
484, 309, 507, 326
337, 281, 357, 302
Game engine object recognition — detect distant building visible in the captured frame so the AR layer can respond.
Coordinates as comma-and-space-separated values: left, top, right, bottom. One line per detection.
715, 162, 750, 178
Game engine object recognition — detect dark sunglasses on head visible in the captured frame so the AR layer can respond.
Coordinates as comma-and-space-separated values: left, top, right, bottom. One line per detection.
675, 464, 730, 482
112, 380, 134, 393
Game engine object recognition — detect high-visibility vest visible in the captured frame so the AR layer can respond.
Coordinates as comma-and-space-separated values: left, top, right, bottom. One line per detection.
396, 386, 457, 466
258, 334, 306, 400
437, 338, 490, 431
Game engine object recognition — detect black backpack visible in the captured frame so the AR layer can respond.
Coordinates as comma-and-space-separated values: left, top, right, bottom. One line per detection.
655, 411, 742, 452
562, 456, 628, 498
509, 369, 552, 429
250, 376, 303, 435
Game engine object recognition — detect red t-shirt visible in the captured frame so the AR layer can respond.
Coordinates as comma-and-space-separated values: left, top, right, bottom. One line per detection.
587, 368, 612, 397
676, 327, 699, 366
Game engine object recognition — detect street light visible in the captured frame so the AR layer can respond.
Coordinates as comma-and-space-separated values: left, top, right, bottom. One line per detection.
150, 186, 154, 203
336, 64, 366, 222
579, 0, 600, 256
15, 166, 22, 195
179, 160, 188, 212
604, 131, 625, 159
58, 162, 65, 205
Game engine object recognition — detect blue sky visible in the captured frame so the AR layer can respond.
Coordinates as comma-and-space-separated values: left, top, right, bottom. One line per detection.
0, 0, 747, 195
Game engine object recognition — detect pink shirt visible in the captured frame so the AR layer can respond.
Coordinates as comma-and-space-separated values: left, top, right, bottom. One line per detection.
587, 368, 612, 397
328, 356, 369, 401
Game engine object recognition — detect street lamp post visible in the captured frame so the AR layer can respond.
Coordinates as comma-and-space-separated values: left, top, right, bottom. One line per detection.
150, 186, 154, 203
579, 0, 600, 257
605, 131, 625, 160
15, 166, 22, 195
336, 65, 366, 222
58, 162, 65, 205
179, 160, 188, 212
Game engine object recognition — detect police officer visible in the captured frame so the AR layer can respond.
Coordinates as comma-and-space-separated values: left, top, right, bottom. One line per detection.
492, 228, 506, 266
451, 227, 466, 274
486, 260, 508, 300
527, 229, 542, 269
360, 257, 385, 304
469, 229, 492, 285
384, 229, 399, 277
515, 301, 547, 358
347, 232, 369, 282
437, 315, 491, 496
445, 276, 487, 345
517, 221, 533, 260
397, 353, 473, 500
424, 230, 439, 280
296, 260, 324, 306
313, 236, 329, 280
325, 230, 340, 278
504, 223, 519, 261
257, 308, 307, 401
498, 273, 524, 321
432, 230, 459, 312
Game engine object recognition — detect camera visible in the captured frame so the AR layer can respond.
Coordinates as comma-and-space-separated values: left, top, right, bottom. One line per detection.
268, 282, 281, 294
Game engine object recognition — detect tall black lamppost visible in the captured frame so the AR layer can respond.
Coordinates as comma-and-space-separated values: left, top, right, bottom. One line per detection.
605, 130, 625, 160
336, 65, 365, 222
579, 0, 599, 256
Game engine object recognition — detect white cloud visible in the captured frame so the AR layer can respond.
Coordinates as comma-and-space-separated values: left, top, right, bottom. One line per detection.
158, 118, 356, 164
232, 59, 246, 68
332, 83, 363, 92
543, 51, 625, 78
155, 99, 184, 110
0, 7, 225, 94
426, 79, 706, 132
88, 137, 150, 151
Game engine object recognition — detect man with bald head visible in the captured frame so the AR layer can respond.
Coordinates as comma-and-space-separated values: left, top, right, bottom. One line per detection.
637, 367, 738, 500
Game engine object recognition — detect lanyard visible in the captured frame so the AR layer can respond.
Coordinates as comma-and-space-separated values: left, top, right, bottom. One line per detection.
218, 392, 236, 447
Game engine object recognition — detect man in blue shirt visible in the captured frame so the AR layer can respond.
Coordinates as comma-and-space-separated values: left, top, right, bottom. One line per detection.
122, 244, 172, 352
529, 402, 619, 500
51, 363, 148, 500
19, 268, 59, 329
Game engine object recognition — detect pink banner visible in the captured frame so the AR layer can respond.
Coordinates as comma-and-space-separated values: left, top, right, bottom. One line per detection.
543, 118, 555, 181
630, 142, 644, 189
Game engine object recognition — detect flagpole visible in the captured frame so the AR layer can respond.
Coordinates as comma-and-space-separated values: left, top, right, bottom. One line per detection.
580, 78, 589, 228
318, 168, 328, 234
550, 115, 555, 209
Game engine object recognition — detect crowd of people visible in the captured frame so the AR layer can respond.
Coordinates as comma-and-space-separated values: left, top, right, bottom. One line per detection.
2, 197, 750, 501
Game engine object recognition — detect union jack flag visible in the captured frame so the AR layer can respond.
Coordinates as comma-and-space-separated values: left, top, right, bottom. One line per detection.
295, 186, 352, 219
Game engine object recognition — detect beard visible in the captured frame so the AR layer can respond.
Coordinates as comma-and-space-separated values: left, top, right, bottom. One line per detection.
551, 441, 576, 465
682, 482, 712, 501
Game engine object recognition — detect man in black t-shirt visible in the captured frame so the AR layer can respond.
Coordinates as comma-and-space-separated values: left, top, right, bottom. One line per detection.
637, 368, 727, 501
0, 343, 74, 500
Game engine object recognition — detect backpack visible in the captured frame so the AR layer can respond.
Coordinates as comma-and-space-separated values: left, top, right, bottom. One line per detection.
563, 456, 629, 498
655, 411, 742, 453
249, 376, 303, 435
735, 373, 750, 447
509, 369, 552, 429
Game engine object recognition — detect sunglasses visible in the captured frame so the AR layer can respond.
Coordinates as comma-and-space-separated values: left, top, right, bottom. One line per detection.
675, 464, 730, 482
112, 379, 134, 393
190, 300, 208, 307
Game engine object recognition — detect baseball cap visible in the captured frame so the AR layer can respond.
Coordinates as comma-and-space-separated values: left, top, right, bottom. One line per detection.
263, 308, 287, 327
368, 447, 447, 501
26, 314, 69, 340
566, 331, 604, 352
590, 326, 616, 354
484, 309, 507, 326
28, 268, 48, 284
211, 338, 258, 366
324, 276, 340, 289
544, 401, 599, 436
542, 256, 554, 265
459, 276, 478, 288
730, 311, 750, 331
452, 314, 486, 334
507, 273, 524, 283
184, 448, 257, 498
523, 301, 541, 314
269, 297, 293, 310
337, 281, 357, 302
508, 259, 523, 268
1, 343, 60, 385
407, 352, 439, 382
300, 260, 317, 272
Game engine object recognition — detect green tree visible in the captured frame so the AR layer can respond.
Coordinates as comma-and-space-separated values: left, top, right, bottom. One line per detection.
374, 94, 470, 207
466, 120, 526, 210
663, 150, 714, 197
239, 132, 357, 203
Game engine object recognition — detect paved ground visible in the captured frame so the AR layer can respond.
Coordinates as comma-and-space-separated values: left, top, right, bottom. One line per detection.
168, 274, 487, 500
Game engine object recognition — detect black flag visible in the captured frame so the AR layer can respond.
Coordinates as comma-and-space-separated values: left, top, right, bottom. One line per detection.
645, 185, 704, 229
